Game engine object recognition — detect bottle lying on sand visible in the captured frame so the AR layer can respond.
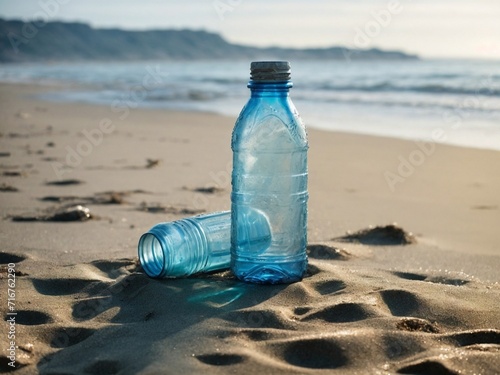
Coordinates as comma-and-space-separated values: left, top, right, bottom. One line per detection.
231, 61, 309, 284
138, 210, 271, 278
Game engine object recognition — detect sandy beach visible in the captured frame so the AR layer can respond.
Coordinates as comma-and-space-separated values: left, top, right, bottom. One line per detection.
1, 82, 499, 374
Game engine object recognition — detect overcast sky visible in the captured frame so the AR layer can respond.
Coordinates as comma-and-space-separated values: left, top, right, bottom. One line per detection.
1, 0, 499, 59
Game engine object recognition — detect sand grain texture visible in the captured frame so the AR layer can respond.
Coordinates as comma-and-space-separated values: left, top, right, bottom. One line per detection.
1, 250, 499, 374
1, 83, 499, 374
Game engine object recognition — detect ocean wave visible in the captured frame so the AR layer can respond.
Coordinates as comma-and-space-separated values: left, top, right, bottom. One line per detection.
316, 81, 500, 96
293, 93, 500, 115
147, 89, 227, 102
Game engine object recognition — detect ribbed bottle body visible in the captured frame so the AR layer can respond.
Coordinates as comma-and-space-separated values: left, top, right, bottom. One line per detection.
231, 81, 308, 284
138, 211, 231, 278
139, 209, 272, 278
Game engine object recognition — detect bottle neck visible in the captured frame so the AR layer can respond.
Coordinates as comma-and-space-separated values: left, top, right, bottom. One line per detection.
248, 81, 292, 98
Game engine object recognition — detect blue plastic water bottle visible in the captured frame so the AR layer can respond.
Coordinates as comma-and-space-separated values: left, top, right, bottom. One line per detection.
139, 211, 232, 278
138, 210, 271, 278
231, 61, 309, 284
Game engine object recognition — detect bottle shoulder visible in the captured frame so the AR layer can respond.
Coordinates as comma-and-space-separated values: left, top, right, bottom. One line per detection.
232, 98, 308, 151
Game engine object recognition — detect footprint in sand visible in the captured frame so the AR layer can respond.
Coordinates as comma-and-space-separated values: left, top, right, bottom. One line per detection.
11, 310, 53, 325
233, 329, 276, 342
300, 302, 378, 323
274, 338, 348, 370
32, 278, 100, 296
444, 329, 500, 347
395, 329, 500, 374
223, 308, 293, 330
398, 359, 457, 374
312, 279, 347, 295
0, 252, 26, 264
380, 289, 426, 317
196, 353, 245, 367
392, 271, 471, 286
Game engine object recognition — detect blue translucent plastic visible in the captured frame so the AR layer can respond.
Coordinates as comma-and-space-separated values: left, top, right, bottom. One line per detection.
231, 72, 309, 284
139, 210, 271, 278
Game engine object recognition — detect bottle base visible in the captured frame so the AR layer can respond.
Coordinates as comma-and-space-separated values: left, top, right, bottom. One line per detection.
232, 257, 307, 285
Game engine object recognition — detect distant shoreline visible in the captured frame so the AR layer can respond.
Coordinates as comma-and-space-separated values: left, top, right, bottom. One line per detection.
0, 18, 418, 63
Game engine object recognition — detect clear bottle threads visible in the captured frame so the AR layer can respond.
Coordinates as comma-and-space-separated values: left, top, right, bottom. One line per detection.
231, 61, 309, 284
139, 210, 271, 278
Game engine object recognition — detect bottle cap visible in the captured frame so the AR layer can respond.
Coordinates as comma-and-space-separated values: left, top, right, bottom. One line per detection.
250, 61, 291, 82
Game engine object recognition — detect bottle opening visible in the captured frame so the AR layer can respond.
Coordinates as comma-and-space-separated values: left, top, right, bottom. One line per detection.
138, 233, 165, 278
250, 61, 291, 82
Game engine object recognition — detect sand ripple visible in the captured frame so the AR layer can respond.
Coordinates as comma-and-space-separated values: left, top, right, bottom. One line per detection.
0, 249, 499, 374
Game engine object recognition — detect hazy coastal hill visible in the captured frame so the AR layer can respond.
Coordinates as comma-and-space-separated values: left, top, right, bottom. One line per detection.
0, 18, 418, 62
